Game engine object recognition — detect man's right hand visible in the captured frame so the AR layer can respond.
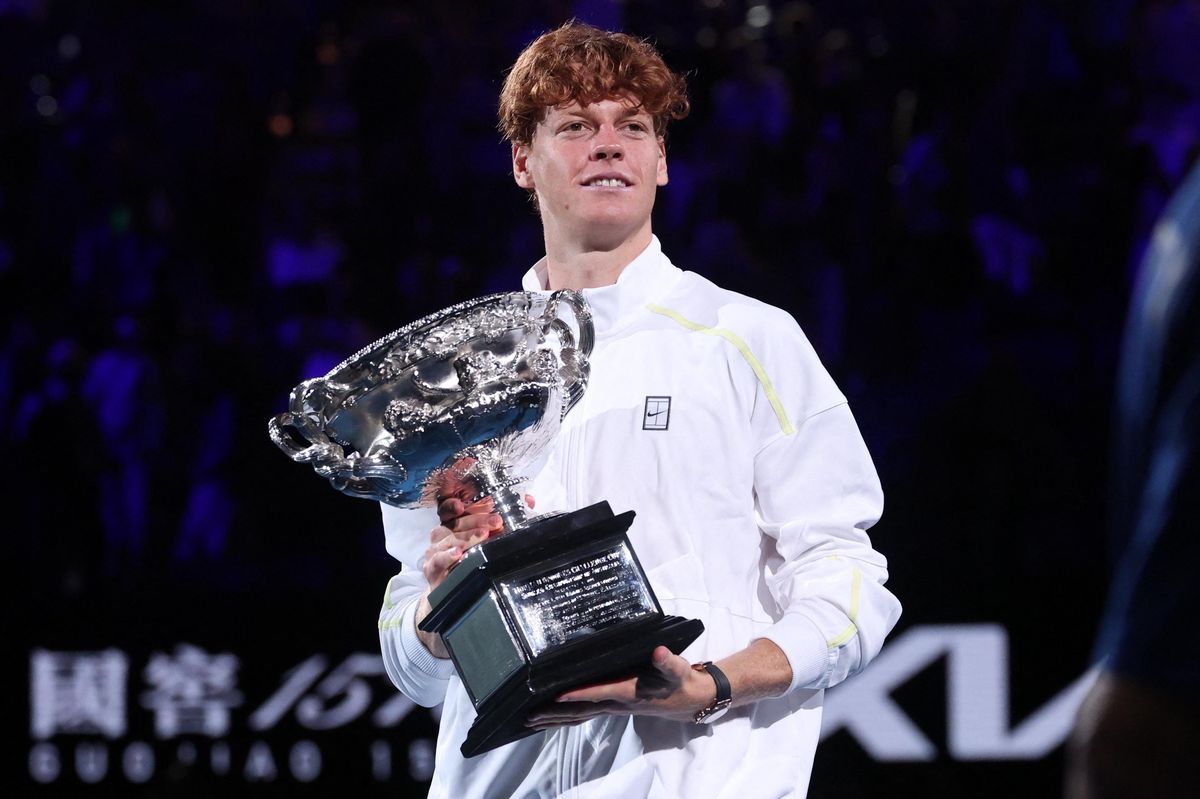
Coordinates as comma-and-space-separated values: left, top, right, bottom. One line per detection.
414, 493, 533, 658
423, 496, 503, 589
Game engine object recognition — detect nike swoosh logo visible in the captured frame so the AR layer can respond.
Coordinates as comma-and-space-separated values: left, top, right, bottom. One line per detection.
647, 410, 667, 417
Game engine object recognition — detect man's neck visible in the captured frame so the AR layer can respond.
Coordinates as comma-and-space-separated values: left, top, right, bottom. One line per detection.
542, 226, 653, 290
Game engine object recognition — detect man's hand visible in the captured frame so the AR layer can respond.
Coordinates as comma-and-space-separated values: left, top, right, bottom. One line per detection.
525, 646, 715, 729
415, 491, 534, 658
422, 496, 504, 589
525, 638, 792, 729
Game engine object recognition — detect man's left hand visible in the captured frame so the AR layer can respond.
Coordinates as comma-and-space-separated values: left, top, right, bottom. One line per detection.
525, 646, 714, 729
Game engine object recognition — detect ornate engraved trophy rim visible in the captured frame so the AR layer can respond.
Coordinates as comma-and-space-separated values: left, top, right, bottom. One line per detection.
269, 288, 593, 523
320, 291, 542, 404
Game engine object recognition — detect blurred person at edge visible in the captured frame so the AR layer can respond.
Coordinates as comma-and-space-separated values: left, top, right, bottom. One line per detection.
376, 22, 901, 799
1066, 158, 1200, 797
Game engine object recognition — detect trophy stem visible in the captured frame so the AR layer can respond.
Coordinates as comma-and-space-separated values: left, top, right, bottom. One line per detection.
473, 458, 530, 532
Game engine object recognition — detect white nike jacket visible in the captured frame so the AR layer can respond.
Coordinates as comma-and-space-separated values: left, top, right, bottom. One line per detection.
378, 237, 902, 798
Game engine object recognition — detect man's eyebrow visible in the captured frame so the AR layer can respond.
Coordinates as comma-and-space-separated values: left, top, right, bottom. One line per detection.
545, 105, 651, 126
548, 107, 589, 122
556, 103, 648, 115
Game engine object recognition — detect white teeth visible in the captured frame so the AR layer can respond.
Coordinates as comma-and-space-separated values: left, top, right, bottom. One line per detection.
589, 178, 627, 187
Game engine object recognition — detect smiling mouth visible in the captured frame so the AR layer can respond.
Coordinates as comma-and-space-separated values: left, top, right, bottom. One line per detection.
584, 177, 630, 187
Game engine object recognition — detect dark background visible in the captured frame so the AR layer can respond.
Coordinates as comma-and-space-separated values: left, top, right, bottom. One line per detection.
5, 0, 1198, 796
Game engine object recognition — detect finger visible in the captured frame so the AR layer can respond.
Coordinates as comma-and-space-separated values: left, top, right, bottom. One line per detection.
653, 646, 689, 677
556, 676, 638, 704
527, 701, 626, 727
453, 512, 503, 535
531, 701, 627, 721
455, 509, 500, 529
446, 527, 493, 552
462, 496, 495, 516
428, 530, 467, 558
422, 546, 463, 585
632, 648, 689, 700
526, 719, 584, 732
461, 499, 503, 533
656, 647, 692, 683
437, 497, 465, 524
428, 524, 454, 545
429, 521, 491, 548
525, 494, 536, 509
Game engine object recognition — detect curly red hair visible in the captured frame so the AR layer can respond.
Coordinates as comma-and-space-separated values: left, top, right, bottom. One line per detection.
498, 21, 690, 146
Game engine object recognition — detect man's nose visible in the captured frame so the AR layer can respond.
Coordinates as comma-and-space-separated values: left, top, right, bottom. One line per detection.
591, 141, 624, 160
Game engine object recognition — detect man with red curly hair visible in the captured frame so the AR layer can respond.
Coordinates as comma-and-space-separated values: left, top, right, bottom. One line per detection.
378, 22, 900, 798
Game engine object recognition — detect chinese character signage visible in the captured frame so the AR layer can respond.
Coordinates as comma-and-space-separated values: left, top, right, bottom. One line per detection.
26, 645, 438, 790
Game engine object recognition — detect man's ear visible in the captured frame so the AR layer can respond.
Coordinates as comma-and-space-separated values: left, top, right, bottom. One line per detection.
513, 142, 535, 190
656, 138, 668, 187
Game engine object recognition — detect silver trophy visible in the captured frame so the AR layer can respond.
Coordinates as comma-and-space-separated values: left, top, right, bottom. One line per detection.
269, 290, 702, 757
268, 290, 593, 529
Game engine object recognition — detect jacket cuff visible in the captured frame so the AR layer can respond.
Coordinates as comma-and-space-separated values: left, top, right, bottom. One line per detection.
761, 612, 834, 694
398, 597, 458, 680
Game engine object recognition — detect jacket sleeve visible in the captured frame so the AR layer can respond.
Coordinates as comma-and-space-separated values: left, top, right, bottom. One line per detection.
377, 504, 457, 707
740, 308, 901, 693
754, 402, 902, 693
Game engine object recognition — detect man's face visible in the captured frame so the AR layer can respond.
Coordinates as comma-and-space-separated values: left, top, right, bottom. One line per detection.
512, 97, 668, 249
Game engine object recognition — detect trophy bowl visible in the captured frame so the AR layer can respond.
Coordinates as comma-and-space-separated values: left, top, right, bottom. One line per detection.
268, 290, 593, 530
268, 289, 703, 757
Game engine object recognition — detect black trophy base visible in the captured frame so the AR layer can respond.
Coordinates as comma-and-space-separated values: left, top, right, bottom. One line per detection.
462, 613, 703, 757
418, 501, 705, 759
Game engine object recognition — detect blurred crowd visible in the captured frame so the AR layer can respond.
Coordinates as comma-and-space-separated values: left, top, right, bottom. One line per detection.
3, 0, 1199, 607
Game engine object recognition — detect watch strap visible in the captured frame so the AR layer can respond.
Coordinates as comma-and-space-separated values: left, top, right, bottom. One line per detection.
691, 661, 733, 724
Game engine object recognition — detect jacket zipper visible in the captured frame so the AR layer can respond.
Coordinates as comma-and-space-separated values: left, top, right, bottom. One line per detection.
563, 383, 590, 510
557, 369, 591, 794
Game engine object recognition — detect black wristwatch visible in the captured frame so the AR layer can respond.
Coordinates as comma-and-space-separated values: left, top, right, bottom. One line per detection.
691, 661, 733, 724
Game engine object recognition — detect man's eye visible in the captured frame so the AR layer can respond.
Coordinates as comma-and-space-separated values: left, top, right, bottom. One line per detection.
563, 122, 586, 132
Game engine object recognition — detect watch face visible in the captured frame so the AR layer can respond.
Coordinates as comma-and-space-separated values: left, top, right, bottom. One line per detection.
695, 699, 733, 724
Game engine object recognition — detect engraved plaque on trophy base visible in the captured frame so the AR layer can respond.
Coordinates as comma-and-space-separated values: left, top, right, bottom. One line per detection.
418, 501, 704, 757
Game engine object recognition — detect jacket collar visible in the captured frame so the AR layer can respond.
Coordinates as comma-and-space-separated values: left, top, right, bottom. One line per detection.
520, 236, 683, 335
